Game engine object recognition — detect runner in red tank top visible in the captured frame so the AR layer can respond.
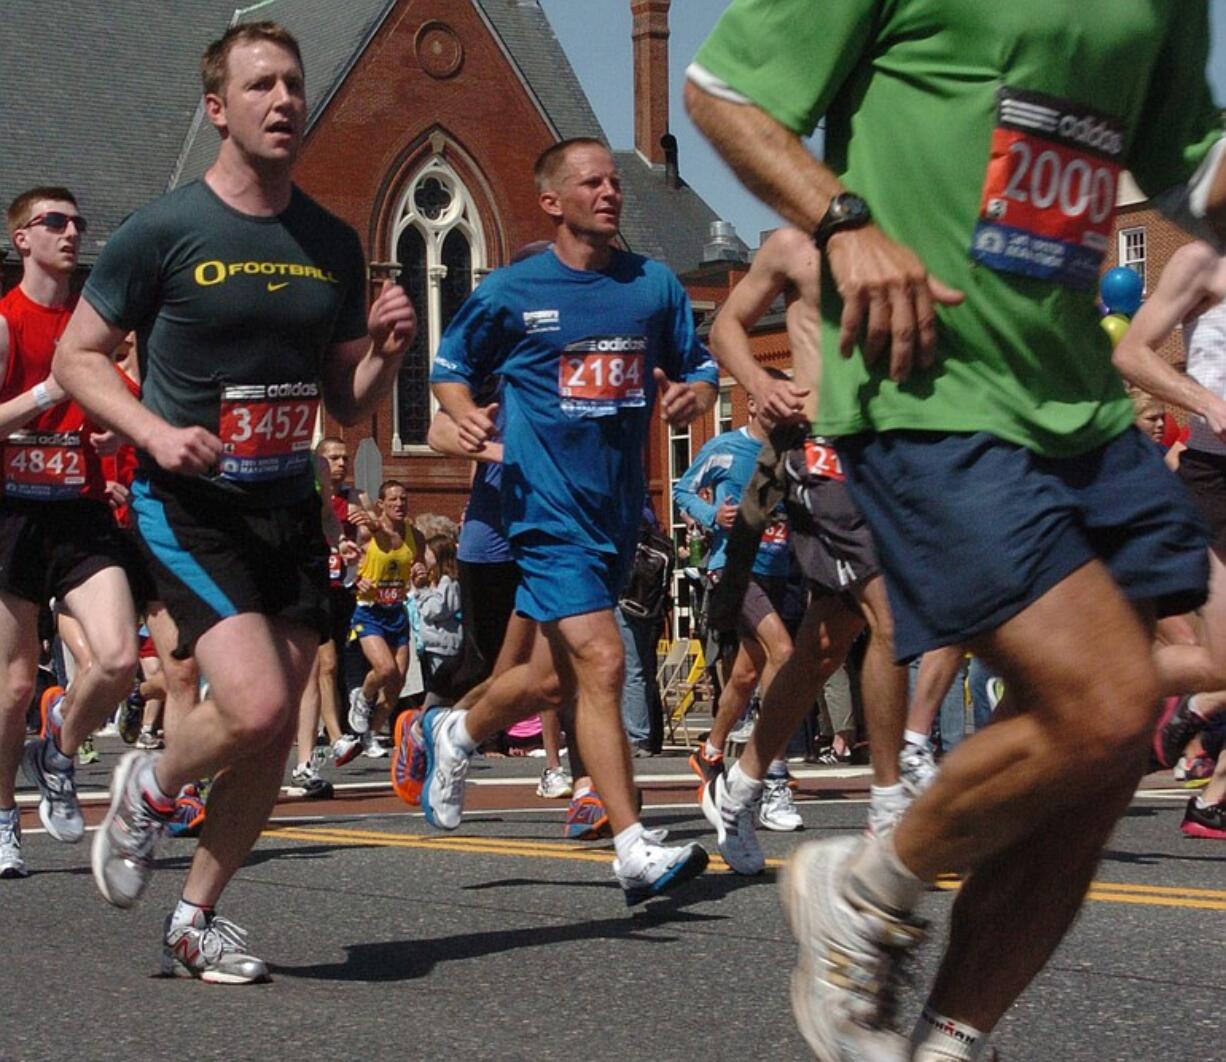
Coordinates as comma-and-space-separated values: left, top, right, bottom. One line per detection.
0, 187, 141, 880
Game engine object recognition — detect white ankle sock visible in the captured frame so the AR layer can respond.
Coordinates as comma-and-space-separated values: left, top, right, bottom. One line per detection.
450, 712, 477, 754
847, 832, 924, 916
613, 822, 646, 864
904, 729, 931, 749
171, 898, 212, 930
725, 762, 764, 808
704, 739, 721, 760
137, 758, 175, 810
765, 758, 789, 779
911, 1006, 986, 1060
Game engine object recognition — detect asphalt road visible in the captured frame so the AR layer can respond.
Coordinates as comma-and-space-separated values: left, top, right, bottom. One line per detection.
1, 739, 1223, 1062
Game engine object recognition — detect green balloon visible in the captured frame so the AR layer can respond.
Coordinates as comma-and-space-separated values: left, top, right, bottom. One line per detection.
1100, 313, 1130, 348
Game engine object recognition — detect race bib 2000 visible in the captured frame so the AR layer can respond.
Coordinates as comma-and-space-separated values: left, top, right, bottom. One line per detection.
559, 336, 646, 418
3, 431, 87, 500
218, 382, 319, 482
970, 87, 1124, 290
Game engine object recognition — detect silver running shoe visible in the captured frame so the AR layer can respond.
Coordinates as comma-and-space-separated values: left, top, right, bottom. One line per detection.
701, 772, 765, 875
780, 837, 925, 1061
92, 750, 171, 908
347, 687, 374, 735
759, 777, 803, 832
21, 735, 84, 843
289, 762, 333, 800
614, 840, 709, 906
899, 742, 938, 798
536, 765, 574, 799
421, 707, 471, 830
0, 808, 28, 878
161, 913, 270, 984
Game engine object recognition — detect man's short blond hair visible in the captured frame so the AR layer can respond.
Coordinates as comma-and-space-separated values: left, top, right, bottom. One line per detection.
533, 137, 609, 192
201, 21, 303, 97
6, 186, 76, 239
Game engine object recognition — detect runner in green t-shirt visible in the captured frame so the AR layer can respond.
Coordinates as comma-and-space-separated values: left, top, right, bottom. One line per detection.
687, 2, 1226, 1058
52, 21, 415, 985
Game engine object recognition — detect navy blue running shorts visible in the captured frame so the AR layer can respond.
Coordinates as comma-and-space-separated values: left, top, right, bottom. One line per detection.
835, 428, 1209, 662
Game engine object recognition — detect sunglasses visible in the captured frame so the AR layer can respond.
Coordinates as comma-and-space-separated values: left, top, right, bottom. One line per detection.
23, 211, 88, 234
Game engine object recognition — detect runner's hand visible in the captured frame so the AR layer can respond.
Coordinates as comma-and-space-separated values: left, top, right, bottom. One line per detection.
146, 425, 223, 475
338, 537, 362, 564
753, 374, 809, 430
368, 280, 417, 359
825, 226, 963, 382
355, 577, 374, 595
105, 480, 130, 510
89, 430, 121, 456
655, 368, 702, 426
455, 402, 499, 453
715, 499, 739, 529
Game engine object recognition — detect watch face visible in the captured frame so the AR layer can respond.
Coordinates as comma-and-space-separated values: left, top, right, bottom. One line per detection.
833, 194, 867, 224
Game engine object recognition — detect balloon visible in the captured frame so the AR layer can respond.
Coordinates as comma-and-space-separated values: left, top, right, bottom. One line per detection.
1100, 267, 1143, 316
1100, 313, 1130, 348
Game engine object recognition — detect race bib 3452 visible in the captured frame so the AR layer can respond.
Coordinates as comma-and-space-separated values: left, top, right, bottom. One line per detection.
218, 382, 319, 482
970, 87, 1124, 290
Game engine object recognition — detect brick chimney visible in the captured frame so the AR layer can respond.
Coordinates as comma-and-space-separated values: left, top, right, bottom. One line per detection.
631, 0, 670, 166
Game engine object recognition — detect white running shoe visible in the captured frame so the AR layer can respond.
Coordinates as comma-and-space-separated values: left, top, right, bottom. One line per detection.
421, 708, 471, 830
536, 766, 574, 799
331, 734, 361, 767
780, 837, 925, 1061
759, 777, 803, 832
361, 731, 388, 759
347, 687, 374, 735
614, 841, 709, 905
0, 808, 28, 879
161, 912, 270, 984
867, 787, 912, 839
92, 751, 171, 908
898, 742, 938, 798
701, 772, 765, 875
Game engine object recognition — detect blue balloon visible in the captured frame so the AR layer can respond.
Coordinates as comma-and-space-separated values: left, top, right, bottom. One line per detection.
1100, 267, 1143, 316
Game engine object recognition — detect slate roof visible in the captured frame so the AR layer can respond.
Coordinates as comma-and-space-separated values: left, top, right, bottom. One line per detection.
171, 0, 395, 188
0, 0, 721, 273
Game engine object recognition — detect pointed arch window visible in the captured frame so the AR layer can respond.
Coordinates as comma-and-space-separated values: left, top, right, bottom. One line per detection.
390, 158, 487, 449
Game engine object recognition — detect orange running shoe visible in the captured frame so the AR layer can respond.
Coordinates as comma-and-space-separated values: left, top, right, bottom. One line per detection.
391, 709, 427, 806
39, 685, 65, 740
688, 746, 724, 802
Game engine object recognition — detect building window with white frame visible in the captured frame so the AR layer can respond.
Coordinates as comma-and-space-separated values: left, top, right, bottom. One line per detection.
1118, 226, 1146, 292
390, 158, 487, 449
716, 383, 734, 435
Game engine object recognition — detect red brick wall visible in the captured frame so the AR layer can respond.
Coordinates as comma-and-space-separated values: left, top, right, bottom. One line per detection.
293, 0, 565, 522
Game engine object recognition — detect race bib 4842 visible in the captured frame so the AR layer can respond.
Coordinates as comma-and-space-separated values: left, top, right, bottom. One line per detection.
970, 87, 1124, 290
3, 431, 87, 500
218, 382, 319, 482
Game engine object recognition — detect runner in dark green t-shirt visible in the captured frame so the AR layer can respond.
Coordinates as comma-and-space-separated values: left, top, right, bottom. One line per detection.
687, 2, 1226, 1058
52, 21, 415, 985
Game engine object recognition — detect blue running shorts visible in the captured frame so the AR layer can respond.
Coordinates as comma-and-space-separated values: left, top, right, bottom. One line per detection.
836, 428, 1209, 662
512, 532, 632, 623
350, 602, 412, 651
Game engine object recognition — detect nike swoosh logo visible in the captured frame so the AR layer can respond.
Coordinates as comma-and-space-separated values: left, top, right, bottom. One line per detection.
267, 281, 289, 292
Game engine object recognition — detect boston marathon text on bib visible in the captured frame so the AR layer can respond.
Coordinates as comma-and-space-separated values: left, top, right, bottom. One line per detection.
217, 382, 319, 482
558, 335, 646, 418
971, 87, 1124, 290
3, 431, 88, 500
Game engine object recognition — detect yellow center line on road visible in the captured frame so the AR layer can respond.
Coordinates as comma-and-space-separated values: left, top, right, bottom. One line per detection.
264, 825, 1226, 910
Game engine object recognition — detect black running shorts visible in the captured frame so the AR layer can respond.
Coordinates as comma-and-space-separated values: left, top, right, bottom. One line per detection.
0, 496, 145, 605
130, 476, 330, 657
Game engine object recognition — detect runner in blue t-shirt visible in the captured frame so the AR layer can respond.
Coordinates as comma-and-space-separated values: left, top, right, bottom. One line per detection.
674, 381, 798, 838
425, 138, 717, 904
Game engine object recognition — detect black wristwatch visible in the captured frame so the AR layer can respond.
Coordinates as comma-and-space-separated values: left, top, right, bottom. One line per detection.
812, 192, 872, 251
